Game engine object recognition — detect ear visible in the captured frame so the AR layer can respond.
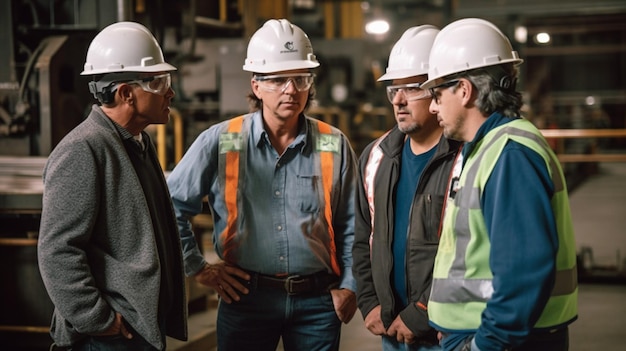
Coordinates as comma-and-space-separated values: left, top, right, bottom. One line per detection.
116, 83, 136, 105
458, 79, 474, 107
251, 78, 263, 99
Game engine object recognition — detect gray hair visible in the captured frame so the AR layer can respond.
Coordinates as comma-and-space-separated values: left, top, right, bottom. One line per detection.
455, 64, 523, 118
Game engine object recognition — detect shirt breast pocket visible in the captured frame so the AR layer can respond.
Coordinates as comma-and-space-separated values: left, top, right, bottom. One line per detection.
425, 193, 446, 243
296, 175, 321, 213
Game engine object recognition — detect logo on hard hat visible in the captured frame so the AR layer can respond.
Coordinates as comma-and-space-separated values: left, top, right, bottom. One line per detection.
281, 42, 297, 53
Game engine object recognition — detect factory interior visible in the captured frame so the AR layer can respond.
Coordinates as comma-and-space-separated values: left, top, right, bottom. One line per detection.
1, 0, 625, 350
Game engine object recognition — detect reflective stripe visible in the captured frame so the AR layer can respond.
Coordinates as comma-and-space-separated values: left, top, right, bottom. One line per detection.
220, 116, 245, 263
430, 267, 577, 303
430, 277, 493, 303
316, 121, 341, 276
362, 133, 389, 255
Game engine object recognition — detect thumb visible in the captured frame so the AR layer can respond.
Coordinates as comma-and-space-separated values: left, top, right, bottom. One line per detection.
116, 313, 133, 339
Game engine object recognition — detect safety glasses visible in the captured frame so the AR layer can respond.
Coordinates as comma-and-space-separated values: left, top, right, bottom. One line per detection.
125, 73, 172, 96
253, 73, 315, 93
429, 80, 460, 104
386, 82, 431, 103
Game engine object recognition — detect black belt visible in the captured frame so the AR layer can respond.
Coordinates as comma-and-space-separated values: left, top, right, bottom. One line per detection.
253, 271, 339, 295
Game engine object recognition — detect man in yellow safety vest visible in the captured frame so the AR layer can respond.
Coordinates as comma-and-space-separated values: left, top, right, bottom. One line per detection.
422, 18, 578, 351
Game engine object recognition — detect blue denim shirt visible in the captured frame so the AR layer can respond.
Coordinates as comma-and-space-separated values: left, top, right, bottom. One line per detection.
167, 111, 357, 291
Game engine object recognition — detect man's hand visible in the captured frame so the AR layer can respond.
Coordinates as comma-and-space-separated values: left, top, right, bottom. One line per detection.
95, 312, 132, 339
364, 305, 386, 336
194, 262, 250, 303
386, 315, 416, 344
330, 288, 357, 323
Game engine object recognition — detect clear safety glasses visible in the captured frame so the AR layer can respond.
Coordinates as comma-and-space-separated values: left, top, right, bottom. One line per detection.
125, 73, 172, 96
429, 80, 460, 104
254, 73, 315, 93
386, 82, 431, 103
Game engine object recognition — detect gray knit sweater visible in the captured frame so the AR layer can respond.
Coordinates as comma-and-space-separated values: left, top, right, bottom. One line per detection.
38, 105, 187, 349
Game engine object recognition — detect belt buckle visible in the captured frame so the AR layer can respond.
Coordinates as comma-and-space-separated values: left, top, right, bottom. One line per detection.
284, 275, 306, 295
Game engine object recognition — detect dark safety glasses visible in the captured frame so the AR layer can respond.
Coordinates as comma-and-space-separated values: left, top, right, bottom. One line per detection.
429, 80, 460, 104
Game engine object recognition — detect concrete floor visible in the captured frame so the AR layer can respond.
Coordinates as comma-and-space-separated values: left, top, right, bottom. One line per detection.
566, 163, 626, 350
341, 282, 626, 351
171, 282, 626, 351
169, 163, 626, 351
568, 283, 626, 351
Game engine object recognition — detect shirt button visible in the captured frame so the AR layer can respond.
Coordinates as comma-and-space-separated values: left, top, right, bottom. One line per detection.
277, 225, 282, 231
275, 190, 281, 196
279, 256, 285, 261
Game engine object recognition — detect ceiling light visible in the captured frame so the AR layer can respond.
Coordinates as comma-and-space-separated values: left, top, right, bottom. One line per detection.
365, 19, 389, 35
535, 32, 551, 44
514, 25, 527, 43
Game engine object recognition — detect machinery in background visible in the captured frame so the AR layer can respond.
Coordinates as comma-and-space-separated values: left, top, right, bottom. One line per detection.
0, 1, 115, 348
0, 1, 120, 157
2, 0, 625, 349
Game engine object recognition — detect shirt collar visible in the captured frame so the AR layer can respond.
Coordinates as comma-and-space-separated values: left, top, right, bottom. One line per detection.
109, 119, 145, 151
249, 111, 308, 152
110, 119, 136, 141
462, 111, 519, 159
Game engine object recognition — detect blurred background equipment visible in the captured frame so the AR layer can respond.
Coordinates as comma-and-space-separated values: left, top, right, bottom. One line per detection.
1, 0, 626, 350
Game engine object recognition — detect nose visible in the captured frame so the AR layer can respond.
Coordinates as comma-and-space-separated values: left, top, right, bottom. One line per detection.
429, 99, 438, 114
166, 86, 175, 99
392, 90, 406, 105
281, 79, 298, 93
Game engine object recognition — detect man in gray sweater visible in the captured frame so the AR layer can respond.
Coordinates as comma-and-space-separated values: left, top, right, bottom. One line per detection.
37, 21, 187, 351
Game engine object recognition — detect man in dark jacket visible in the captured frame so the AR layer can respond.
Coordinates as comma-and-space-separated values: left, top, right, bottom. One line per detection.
353, 25, 462, 351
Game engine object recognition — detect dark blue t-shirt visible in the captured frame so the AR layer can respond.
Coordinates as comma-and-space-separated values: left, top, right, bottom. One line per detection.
392, 139, 436, 305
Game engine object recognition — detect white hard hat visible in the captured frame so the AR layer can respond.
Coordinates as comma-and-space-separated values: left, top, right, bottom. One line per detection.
422, 18, 523, 89
81, 21, 176, 75
243, 19, 319, 73
377, 25, 439, 81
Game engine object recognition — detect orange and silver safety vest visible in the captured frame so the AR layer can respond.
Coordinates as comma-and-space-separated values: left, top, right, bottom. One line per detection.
217, 114, 344, 275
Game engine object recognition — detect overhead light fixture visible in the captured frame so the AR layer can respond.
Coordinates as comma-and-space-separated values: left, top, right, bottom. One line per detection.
365, 19, 389, 35
535, 32, 551, 44
514, 25, 527, 43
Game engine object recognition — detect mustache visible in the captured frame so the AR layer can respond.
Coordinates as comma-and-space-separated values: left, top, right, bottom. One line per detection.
396, 107, 410, 114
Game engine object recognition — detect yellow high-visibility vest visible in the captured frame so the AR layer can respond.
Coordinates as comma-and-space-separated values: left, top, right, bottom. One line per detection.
429, 119, 578, 330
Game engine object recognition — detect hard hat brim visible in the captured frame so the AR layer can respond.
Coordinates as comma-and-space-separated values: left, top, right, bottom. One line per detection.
422, 57, 523, 89
377, 69, 427, 82
80, 62, 177, 76
243, 60, 319, 74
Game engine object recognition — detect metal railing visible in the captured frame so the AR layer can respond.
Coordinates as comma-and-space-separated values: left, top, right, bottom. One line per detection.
540, 129, 626, 163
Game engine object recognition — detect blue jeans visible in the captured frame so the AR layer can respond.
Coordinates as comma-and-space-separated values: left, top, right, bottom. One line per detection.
513, 327, 569, 351
441, 327, 569, 351
68, 321, 162, 351
382, 335, 442, 351
217, 278, 341, 351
